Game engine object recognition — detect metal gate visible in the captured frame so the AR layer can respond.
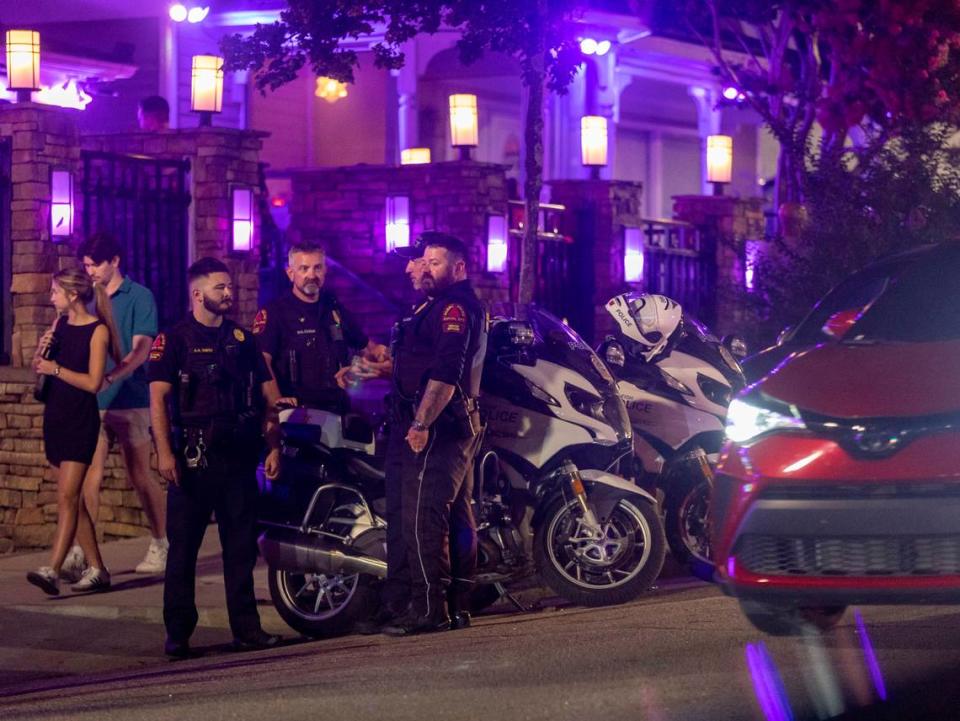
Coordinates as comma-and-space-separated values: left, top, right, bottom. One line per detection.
80, 151, 191, 331
640, 219, 717, 326
0, 138, 10, 364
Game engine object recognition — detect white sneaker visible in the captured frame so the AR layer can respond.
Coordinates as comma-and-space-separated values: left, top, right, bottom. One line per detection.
60, 545, 88, 583
135, 538, 169, 574
27, 566, 60, 596
70, 566, 111, 593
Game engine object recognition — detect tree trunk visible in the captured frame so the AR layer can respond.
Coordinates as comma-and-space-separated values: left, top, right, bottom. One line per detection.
518, 17, 546, 306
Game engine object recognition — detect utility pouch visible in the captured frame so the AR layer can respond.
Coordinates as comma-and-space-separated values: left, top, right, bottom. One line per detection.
444, 393, 481, 439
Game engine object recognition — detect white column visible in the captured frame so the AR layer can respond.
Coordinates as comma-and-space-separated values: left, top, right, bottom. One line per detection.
688, 86, 721, 195
648, 131, 664, 218
396, 43, 419, 159
160, 20, 178, 128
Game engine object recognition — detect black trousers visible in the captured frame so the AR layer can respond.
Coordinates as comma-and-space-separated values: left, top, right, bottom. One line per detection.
396, 426, 478, 619
163, 451, 262, 643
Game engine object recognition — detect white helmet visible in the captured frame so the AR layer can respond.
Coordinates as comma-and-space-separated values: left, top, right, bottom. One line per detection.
605, 293, 683, 361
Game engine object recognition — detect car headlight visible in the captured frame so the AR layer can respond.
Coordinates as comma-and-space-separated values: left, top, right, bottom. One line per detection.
725, 396, 806, 443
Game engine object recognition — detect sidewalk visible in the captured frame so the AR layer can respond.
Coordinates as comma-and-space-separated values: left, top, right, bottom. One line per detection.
0, 531, 288, 692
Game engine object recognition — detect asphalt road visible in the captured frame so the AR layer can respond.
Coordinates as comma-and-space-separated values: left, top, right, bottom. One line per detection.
4, 576, 960, 721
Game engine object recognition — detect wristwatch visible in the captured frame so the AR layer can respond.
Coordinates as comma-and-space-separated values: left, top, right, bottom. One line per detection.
410, 420, 428, 432
54, 364, 61, 377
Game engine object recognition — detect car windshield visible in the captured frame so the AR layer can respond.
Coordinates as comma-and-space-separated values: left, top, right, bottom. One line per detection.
849, 246, 960, 343
790, 268, 891, 344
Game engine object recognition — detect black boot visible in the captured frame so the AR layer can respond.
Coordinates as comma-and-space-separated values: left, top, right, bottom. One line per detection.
355, 603, 406, 635
382, 609, 451, 637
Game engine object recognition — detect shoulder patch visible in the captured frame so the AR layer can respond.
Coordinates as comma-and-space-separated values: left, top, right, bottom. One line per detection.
233, 328, 246, 342
149, 333, 166, 361
441, 303, 467, 334
252, 309, 267, 335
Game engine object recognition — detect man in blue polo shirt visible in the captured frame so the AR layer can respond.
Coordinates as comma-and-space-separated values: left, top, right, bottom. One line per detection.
62, 232, 167, 582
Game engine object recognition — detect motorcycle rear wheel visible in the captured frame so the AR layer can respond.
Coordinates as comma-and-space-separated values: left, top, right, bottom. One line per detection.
268, 566, 377, 638
534, 494, 665, 607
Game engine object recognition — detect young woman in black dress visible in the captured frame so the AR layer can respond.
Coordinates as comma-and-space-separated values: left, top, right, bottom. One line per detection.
27, 268, 121, 595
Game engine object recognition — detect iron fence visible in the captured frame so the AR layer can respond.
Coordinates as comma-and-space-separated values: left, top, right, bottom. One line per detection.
80, 151, 191, 331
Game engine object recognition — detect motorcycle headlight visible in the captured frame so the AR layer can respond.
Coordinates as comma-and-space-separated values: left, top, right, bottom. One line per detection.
565, 383, 606, 422
525, 378, 559, 406
725, 396, 806, 443
661, 369, 693, 396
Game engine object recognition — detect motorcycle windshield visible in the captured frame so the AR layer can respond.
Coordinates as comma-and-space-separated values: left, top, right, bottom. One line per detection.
673, 317, 745, 391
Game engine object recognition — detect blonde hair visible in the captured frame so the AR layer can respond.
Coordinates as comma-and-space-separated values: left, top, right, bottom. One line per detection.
52, 268, 122, 364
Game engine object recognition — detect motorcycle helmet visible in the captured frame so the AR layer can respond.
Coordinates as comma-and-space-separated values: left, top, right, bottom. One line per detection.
605, 293, 683, 362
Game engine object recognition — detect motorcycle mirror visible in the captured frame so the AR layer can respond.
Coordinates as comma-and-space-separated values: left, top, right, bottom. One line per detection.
604, 342, 626, 367
775, 325, 794, 346
722, 334, 749, 359
496, 321, 534, 347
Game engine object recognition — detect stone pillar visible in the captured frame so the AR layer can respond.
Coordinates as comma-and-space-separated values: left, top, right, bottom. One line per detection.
547, 179, 644, 342
0, 104, 81, 367
672, 194, 766, 335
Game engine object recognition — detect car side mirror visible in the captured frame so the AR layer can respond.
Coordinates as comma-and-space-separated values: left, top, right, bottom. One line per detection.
821, 308, 862, 339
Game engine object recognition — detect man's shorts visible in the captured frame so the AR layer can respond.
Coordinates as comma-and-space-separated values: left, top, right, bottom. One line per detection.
99, 407, 152, 448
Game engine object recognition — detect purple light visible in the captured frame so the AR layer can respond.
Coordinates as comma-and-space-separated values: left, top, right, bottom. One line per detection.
231, 187, 254, 252
595, 40, 611, 56
487, 216, 508, 273
723, 86, 740, 101
745, 240, 762, 290
580, 38, 598, 55
745, 642, 794, 721
727, 556, 736, 578
624, 227, 643, 282
854, 610, 888, 701
169, 3, 188, 22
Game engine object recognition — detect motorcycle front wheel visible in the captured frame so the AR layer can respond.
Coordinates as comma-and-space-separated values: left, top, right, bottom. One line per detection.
268, 566, 377, 638
664, 475, 712, 568
534, 494, 666, 607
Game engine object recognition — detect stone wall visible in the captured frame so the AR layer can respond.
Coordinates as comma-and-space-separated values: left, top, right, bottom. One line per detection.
672, 195, 767, 337
0, 107, 265, 553
289, 161, 512, 340
82, 128, 267, 328
548, 180, 645, 343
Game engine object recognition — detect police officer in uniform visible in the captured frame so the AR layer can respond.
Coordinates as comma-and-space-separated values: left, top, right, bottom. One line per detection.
381, 233, 487, 636
149, 257, 282, 658
252, 241, 386, 411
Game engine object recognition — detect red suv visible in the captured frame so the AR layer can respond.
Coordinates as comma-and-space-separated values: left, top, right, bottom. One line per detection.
713, 243, 960, 635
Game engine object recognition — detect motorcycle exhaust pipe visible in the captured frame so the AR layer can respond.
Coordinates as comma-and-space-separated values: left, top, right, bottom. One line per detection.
259, 533, 387, 578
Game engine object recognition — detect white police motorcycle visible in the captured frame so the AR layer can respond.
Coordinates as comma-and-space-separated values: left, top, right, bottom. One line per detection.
597, 294, 745, 569
257, 306, 666, 638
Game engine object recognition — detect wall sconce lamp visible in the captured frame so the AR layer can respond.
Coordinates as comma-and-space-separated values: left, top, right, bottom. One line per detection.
487, 215, 508, 273
385, 196, 410, 253
191, 54, 224, 126
231, 187, 254, 252
706, 134, 733, 195
5, 30, 40, 103
580, 115, 608, 180
315, 76, 348, 103
449, 94, 478, 161
624, 227, 643, 283
50, 169, 73, 240
401, 147, 431, 165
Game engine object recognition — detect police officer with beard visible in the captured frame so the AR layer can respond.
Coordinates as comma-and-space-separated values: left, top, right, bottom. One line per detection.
252, 241, 387, 411
380, 233, 487, 636
149, 258, 282, 658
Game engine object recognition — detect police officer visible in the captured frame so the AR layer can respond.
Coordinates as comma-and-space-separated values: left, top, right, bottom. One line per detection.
252, 241, 386, 411
381, 233, 486, 636
149, 257, 282, 658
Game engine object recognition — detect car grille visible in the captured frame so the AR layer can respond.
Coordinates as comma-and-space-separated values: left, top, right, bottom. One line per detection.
735, 534, 960, 577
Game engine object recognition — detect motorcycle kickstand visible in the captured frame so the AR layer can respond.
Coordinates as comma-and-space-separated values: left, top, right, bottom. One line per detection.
495, 582, 530, 613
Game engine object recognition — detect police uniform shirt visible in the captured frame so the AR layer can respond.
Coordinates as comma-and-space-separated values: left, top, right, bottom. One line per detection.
147, 315, 272, 426
251, 290, 368, 400
395, 279, 486, 400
